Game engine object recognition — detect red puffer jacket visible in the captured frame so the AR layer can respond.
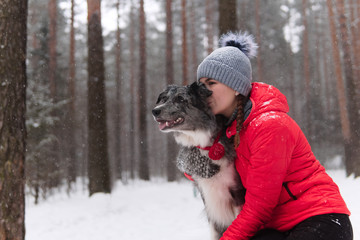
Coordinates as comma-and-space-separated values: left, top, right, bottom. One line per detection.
221, 82, 350, 240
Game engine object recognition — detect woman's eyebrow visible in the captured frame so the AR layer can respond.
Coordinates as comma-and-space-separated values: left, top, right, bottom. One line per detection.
204, 78, 212, 83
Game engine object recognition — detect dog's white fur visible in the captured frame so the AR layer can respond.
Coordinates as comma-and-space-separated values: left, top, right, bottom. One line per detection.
197, 161, 241, 227
174, 130, 241, 239
174, 130, 213, 148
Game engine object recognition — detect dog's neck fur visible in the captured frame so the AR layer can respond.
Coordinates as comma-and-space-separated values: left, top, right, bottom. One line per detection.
173, 123, 219, 148
172, 113, 222, 148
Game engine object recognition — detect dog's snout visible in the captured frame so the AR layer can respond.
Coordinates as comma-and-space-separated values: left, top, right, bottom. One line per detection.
152, 108, 161, 117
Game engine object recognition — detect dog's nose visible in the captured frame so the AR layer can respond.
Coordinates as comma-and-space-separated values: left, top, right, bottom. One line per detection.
152, 108, 161, 117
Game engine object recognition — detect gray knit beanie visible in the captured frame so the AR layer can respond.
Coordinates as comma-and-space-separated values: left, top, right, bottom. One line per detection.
197, 32, 258, 96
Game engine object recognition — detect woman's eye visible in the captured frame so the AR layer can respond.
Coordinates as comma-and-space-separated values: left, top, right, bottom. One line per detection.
208, 81, 216, 85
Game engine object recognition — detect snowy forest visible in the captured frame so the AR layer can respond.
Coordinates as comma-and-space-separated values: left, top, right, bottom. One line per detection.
1, 0, 360, 239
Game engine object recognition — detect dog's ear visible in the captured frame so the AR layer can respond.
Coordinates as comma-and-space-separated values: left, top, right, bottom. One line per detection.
189, 81, 212, 98
197, 82, 213, 98
189, 81, 198, 94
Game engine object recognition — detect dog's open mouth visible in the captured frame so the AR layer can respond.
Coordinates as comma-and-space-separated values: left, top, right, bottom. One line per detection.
156, 117, 184, 131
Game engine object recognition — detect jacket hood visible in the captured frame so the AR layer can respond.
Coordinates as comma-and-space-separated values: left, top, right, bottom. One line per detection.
226, 82, 289, 138
243, 82, 289, 127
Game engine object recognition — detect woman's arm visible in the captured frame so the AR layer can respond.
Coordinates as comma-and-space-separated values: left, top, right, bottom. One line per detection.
221, 118, 296, 240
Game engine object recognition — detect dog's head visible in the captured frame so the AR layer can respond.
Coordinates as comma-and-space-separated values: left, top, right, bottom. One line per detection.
152, 82, 214, 132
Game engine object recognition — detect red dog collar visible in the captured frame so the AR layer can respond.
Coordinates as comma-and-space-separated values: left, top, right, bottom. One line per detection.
196, 131, 225, 160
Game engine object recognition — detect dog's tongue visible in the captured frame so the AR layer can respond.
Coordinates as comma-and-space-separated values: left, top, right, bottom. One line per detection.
158, 120, 175, 130
158, 121, 167, 130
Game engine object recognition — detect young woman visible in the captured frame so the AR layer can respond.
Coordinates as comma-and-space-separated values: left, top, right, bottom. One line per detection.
196, 32, 353, 240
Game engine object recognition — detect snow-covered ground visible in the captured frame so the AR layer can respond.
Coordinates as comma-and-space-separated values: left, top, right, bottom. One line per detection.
26, 170, 359, 240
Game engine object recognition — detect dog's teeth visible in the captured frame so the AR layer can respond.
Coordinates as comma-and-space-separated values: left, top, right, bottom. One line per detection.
166, 122, 169, 127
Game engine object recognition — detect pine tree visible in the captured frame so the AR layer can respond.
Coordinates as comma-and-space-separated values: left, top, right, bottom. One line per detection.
218, 0, 237, 35
255, 0, 263, 82
326, 0, 352, 175
335, 0, 360, 177
67, 0, 77, 186
129, 0, 136, 180
165, 0, 178, 182
205, 0, 214, 54
87, 0, 111, 195
138, 0, 150, 180
181, 0, 188, 85
114, 0, 123, 180
0, 0, 27, 238
301, 0, 312, 138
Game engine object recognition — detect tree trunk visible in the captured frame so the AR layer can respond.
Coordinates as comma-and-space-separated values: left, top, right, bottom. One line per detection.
48, 0, 60, 188
0, 0, 27, 238
335, 0, 360, 177
138, 0, 150, 180
48, 0, 57, 100
349, 0, 360, 84
285, 5, 296, 119
357, 0, 360, 75
326, 0, 352, 175
205, 0, 214, 54
165, 0, 177, 182
218, 0, 237, 35
255, 0, 263, 82
189, 1, 198, 81
114, 0, 123, 180
238, 1, 247, 30
67, 0, 77, 187
322, 41, 331, 113
181, 0, 188, 85
301, 0, 312, 138
87, 0, 111, 195
166, 0, 174, 87
319, 10, 331, 113
129, 2, 136, 181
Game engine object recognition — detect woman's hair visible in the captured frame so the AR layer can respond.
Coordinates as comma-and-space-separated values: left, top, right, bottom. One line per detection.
234, 94, 247, 148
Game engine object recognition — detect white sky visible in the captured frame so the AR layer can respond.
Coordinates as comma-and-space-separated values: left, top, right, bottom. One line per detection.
59, 0, 163, 36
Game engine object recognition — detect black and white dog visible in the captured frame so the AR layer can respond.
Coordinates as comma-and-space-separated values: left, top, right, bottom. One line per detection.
152, 82, 245, 239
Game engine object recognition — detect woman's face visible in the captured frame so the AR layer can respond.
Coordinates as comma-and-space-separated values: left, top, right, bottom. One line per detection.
199, 78, 237, 118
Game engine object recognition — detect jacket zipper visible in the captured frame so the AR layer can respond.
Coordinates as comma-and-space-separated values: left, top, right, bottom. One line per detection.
283, 182, 297, 200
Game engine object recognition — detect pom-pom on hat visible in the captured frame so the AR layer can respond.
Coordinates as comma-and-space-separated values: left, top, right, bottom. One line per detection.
197, 31, 258, 96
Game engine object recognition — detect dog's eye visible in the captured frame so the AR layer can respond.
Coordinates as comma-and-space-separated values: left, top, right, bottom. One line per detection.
175, 96, 185, 103
156, 96, 162, 104
156, 92, 168, 104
